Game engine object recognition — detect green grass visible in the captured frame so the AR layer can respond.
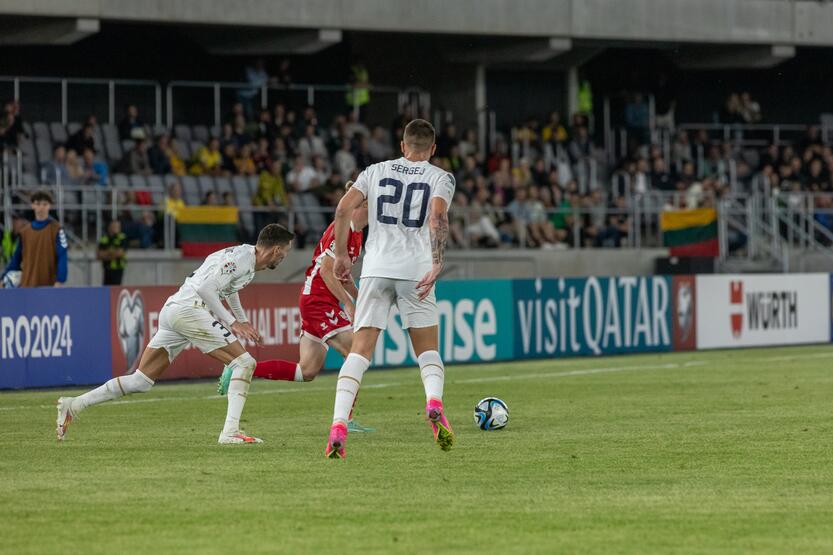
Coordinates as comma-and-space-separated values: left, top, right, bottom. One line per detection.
2, 345, 833, 554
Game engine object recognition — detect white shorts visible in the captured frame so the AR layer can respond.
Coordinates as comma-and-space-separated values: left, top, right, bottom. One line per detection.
147, 301, 238, 361
354, 277, 438, 330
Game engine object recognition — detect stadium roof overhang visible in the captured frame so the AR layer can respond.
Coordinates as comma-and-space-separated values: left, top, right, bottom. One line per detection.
0, 16, 98, 45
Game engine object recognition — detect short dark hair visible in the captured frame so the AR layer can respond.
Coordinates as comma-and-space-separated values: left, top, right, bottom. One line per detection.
256, 223, 294, 247
403, 119, 435, 152
30, 190, 53, 204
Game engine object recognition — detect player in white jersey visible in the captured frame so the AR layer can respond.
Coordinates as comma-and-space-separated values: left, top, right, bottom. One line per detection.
324, 119, 455, 458
55, 224, 295, 444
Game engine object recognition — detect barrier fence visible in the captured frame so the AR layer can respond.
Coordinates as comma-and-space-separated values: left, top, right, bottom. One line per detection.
1, 273, 830, 389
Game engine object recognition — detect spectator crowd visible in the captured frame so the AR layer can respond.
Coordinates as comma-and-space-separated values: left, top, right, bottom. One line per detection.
5, 80, 833, 252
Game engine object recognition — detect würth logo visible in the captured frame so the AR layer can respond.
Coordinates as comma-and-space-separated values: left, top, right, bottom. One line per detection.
728, 280, 799, 339
729, 281, 743, 338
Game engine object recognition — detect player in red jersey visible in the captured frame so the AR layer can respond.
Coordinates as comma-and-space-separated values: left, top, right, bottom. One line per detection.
218, 182, 374, 431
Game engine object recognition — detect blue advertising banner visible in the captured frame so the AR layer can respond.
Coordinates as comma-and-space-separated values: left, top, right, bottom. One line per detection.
324, 279, 515, 369
0, 287, 112, 389
512, 277, 673, 358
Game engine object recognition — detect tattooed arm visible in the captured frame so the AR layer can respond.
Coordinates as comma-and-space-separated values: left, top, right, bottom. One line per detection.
416, 196, 450, 300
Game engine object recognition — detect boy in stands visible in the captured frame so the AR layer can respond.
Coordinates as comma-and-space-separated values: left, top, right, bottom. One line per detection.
56, 224, 294, 444
217, 182, 374, 432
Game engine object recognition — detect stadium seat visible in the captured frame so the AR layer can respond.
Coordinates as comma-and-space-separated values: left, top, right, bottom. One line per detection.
102, 124, 122, 162
214, 176, 233, 197
246, 175, 260, 197
190, 141, 205, 159
172, 139, 191, 160
233, 179, 255, 236
210, 125, 221, 139
147, 175, 166, 205
22, 121, 32, 139
152, 124, 168, 138
174, 124, 191, 142
112, 173, 130, 189
49, 122, 68, 144
21, 173, 37, 187
192, 125, 209, 143
129, 174, 148, 189
180, 175, 201, 206
231, 175, 251, 200
121, 140, 135, 155
92, 126, 104, 154
197, 175, 216, 198
35, 138, 52, 165
33, 122, 50, 144
67, 122, 81, 136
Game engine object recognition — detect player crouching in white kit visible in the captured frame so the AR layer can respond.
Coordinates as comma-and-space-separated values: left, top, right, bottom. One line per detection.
56, 224, 294, 444
325, 119, 455, 459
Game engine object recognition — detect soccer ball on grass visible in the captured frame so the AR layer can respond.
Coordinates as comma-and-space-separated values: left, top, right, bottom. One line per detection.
473, 397, 509, 431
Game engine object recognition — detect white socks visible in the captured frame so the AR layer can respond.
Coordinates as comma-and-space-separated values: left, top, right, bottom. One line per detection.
294, 364, 304, 382
418, 350, 445, 402
71, 370, 155, 415
221, 353, 257, 437
332, 353, 370, 425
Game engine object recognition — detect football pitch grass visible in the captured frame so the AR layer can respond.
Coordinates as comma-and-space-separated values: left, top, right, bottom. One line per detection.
2, 345, 833, 554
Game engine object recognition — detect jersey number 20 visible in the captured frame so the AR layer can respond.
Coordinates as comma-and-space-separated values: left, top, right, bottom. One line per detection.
376, 178, 429, 228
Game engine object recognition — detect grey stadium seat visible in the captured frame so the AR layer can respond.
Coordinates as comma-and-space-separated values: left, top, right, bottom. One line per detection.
180, 175, 201, 206
174, 124, 191, 142
129, 174, 148, 189
49, 122, 68, 145
190, 141, 205, 159
172, 139, 191, 160
35, 139, 52, 165
214, 176, 233, 198
112, 173, 130, 189
197, 175, 216, 197
33, 122, 51, 144
152, 124, 168, 138
67, 122, 81, 136
121, 140, 135, 155
192, 125, 209, 143
21, 173, 38, 187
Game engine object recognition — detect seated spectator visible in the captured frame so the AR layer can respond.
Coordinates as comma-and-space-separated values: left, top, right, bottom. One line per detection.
165, 181, 186, 218
437, 124, 459, 159
65, 149, 85, 185
255, 109, 278, 142
449, 192, 469, 247
651, 158, 673, 191
254, 160, 289, 231
125, 139, 152, 176
191, 138, 223, 176
82, 147, 109, 186
148, 134, 173, 175
287, 155, 318, 192
232, 115, 252, 148
466, 187, 501, 248
253, 137, 273, 172
203, 191, 218, 205
219, 123, 235, 148
221, 191, 235, 206
297, 124, 328, 161
568, 126, 593, 163
739, 92, 761, 124
66, 123, 95, 155
234, 144, 257, 176
541, 111, 568, 144
118, 104, 143, 140
368, 126, 392, 161
41, 145, 69, 185
355, 135, 374, 170
220, 143, 237, 175
458, 128, 479, 158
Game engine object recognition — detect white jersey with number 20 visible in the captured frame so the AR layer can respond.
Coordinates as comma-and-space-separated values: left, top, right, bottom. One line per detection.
352, 157, 455, 281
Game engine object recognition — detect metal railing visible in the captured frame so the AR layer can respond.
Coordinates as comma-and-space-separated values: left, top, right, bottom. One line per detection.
0, 75, 429, 132
166, 80, 430, 128
0, 76, 162, 126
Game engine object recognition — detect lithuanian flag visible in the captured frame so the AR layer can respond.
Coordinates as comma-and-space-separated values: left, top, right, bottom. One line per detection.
660, 207, 719, 257
175, 206, 239, 257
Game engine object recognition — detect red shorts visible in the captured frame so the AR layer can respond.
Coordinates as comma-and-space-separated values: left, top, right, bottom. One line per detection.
299, 295, 352, 344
